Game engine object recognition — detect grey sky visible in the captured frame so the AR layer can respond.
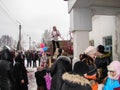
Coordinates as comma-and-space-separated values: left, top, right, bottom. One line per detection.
0, 0, 69, 48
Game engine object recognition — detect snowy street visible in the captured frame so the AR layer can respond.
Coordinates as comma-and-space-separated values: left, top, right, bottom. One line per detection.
27, 67, 37, 90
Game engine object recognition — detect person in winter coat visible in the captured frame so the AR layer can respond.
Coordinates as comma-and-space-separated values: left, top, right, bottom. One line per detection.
13, 51, 29, 90
95, 45, 112, 83
80, 46, 101, 82
61, 61, 92, 90
35, 66, 47, 90
0, 45, 16, 90
104, 60, 120, 90
85, 65, 104, 90
80, 46, 97, 66
26, 50, 32, 67
50, 56, 72, 90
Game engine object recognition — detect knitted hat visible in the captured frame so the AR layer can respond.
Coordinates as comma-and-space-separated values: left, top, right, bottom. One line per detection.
84, 46, 97, 55
73, 61, 89, 75
97, 45, 105, 54
107, 60, 120, 80
87, 65, 97, 75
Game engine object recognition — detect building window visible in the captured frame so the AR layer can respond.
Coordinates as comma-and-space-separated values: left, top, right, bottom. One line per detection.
103, 36, 112, 59
103, 36, 112, 46
103, 35, 112, 53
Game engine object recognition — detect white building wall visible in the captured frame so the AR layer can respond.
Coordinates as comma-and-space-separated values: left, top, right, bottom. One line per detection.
90, 15, 116, 59
90, 15, 115, 45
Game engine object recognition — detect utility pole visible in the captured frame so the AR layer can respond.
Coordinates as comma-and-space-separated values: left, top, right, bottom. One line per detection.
29, 36, 31, 50
27, 34, 31, 50
17, 24, 22, 50
19, 24, 21, 43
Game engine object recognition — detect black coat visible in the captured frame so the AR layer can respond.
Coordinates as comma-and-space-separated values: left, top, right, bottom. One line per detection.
35, 69, 46, 86
13, 61, 28, 90
0, 60, 15, 90
61, 72, 92, 90
95, 53, 111, 83
50, 56, 72, 90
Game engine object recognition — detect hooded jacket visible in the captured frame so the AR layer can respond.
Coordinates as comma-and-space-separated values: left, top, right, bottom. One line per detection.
50, 56, 72, 90
104, 61, 120, 90
0, 46, 15, 90
95, 52, 111, 83
61, 72, 92, 90
13, 53, 28, 90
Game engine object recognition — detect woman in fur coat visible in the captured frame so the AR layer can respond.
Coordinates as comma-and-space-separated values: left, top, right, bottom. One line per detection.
61, 61, 92, 90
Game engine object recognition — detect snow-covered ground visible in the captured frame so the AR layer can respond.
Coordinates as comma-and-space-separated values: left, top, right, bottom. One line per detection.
27, 67, 37, 90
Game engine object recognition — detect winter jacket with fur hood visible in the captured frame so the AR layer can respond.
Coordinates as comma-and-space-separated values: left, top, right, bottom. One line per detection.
95, 52, 111, 82
50, 56, 72, 90
61, 72, 92, 90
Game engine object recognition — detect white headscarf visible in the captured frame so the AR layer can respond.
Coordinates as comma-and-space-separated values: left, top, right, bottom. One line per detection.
107, 60, 120, 80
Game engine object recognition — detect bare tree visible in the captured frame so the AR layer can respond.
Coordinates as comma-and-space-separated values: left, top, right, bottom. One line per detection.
0, 35, 16, 48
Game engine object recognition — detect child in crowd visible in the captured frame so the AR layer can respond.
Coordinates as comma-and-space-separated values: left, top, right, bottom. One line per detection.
35, 66, 47, 90
104, 60, 120, 90
85, 65, 104, 90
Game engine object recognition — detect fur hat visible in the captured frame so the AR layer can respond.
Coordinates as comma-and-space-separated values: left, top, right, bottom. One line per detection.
87, 65, 97, 75
73, 61, 89, 75
107, 60, 120, 80
84, 46, 97, 55
97, 45, 105, 54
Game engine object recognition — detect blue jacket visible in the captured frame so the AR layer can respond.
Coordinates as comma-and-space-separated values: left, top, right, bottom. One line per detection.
104, 78, 120, 90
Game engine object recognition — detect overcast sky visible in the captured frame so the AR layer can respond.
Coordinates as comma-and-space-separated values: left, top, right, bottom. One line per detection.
0, 0, 69, 49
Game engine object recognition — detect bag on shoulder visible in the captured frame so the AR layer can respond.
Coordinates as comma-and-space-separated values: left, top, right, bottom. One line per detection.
44, 72, 52, 90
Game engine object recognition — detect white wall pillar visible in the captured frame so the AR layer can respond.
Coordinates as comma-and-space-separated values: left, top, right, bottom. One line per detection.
73, 30, 89, 62
70, 8, 92, 63
113, 14, 120, 60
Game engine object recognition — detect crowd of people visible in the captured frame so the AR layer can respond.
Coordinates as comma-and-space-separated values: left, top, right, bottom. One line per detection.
0, 46, 28, 90
0, 26, 120, 90
50, 44, 120, 90
0, 43, 120, 90
34, 44, 120, 90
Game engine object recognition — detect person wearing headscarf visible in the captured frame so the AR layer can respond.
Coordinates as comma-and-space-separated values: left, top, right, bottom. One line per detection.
61, 61, 92, 90
50, 56, 72, 90
0, 45, 16, 90
80, 46, 97, 66
104, 60, 120, 90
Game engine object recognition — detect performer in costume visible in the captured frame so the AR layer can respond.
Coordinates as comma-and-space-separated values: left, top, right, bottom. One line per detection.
51, 26, 61, 55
